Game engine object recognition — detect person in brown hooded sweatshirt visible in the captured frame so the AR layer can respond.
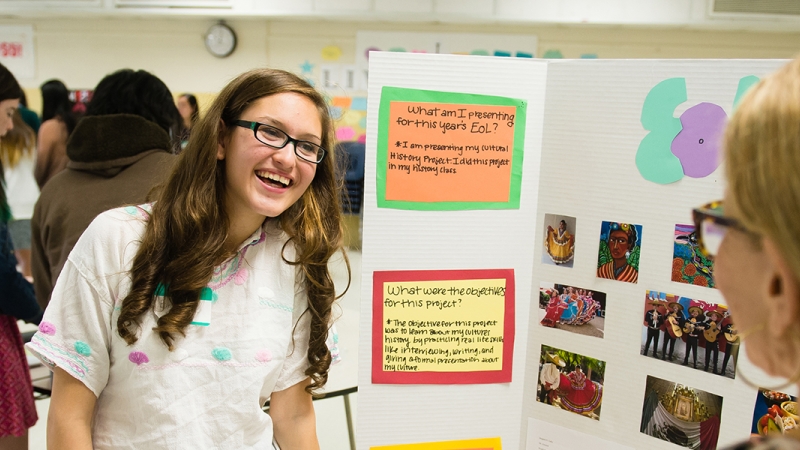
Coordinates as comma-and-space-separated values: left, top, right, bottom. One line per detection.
31, 69, 181, 309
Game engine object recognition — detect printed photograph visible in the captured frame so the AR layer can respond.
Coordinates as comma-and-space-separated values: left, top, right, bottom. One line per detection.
751, 389, 799, 439
640, 291, 738, 379
597, 221, 643, 284
538, 282, 606, 338
641, 375, 723, 450
672, 224, 715, 289
542, 214, 577, 268
537, 345, 605, 421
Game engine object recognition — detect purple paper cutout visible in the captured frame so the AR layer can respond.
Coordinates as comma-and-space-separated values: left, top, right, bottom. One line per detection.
671, 102, 727, 178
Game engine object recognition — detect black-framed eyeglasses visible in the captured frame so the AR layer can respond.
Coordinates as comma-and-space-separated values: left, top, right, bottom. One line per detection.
233, 120, 327, 164
692, 200, 750, 259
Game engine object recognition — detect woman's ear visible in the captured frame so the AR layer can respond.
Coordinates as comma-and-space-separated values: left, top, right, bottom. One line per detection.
217, 120, 227, 160
762, 238, 800, 340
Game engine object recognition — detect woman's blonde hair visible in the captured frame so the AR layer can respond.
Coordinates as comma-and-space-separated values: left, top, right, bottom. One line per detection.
724, 57, 800, 280
117, 68, 349, 394
0, 111, 35, 168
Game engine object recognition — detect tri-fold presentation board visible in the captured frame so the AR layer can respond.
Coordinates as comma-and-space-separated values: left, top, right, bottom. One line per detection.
357, 52, 788, 450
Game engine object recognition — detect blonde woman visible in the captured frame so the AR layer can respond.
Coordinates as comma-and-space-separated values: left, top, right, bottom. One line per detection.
0, 110, 38, 278
692, 58, 800, 448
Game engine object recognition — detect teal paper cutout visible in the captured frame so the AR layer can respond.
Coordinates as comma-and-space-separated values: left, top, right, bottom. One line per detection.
580, 53, 598, 59
542, 49, 563, 59
733, 75, 760, 109
515, 51, 533, 58
299, 60, 314, 74
635, 77, 687, 184
350, 97, 368, 111
493, 50, 512, 57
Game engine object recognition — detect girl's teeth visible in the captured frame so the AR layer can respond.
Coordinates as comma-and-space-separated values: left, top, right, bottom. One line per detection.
259, 171, 290, 186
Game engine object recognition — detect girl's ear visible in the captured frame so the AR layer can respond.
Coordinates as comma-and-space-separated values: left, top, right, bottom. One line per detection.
217, 120, 226, 160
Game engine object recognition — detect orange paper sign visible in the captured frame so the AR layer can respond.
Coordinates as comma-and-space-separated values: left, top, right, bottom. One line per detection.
385, 101, 517, 203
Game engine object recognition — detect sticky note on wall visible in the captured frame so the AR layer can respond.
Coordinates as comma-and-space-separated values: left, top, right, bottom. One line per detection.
376, 87, 527, 210
372, 269, 515, 384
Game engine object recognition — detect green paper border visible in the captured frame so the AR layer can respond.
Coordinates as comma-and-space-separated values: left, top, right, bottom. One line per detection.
377, 86, 527, 211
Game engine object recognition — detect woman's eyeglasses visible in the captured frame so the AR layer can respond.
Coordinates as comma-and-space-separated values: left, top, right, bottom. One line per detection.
233, 120, 327, 164
692, 200, 750, 259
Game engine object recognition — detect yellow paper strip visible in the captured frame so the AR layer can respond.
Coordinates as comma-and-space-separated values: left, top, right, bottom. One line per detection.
371, 437, 502, 450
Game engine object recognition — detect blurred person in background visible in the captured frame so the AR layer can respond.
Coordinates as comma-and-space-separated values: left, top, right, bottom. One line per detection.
0, 111, 39, 278
35, 79, 76, 188
177, 93, 199, 150
31, 69, 180, 310
0, 61, 43, 450
15, 91, 39, 135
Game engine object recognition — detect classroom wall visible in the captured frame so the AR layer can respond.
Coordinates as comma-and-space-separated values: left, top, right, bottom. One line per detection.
3, 16, 799, 113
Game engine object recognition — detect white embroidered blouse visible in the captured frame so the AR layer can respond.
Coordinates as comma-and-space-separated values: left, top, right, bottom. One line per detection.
26, 205, 311, 449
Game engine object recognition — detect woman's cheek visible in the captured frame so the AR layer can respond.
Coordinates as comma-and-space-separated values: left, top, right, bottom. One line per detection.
713, 235, 744, 314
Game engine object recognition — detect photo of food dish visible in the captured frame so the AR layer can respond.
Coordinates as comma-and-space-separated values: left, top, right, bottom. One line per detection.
751, 389, 799, 439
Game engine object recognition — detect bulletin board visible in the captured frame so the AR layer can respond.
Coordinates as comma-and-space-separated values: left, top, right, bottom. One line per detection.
358, 52, 789, 450
359, 52, 548, 449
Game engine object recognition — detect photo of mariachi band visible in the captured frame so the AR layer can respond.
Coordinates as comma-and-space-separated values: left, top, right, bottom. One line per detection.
672, 224, 715, 289
542, 214, 576, 268
537, 345, 606, 421
597, 221, 643, 284
538, 282, 606, 338
640, 291, 739, 378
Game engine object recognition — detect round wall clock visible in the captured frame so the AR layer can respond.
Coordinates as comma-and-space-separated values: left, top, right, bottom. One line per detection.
205, 22, 237, 58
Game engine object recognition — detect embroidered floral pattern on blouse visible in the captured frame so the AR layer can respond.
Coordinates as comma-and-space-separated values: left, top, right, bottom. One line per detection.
211, 347, 232, 361
30, 334, 89, 378
255, 349, 273, 362
123, 204, 152, 220
258, 299, 293, 312
128, 351, 150, 365
38, 321, 56, 335
208, 231, 266, 290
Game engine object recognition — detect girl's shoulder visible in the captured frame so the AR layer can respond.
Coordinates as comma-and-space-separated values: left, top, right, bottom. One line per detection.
39, 117, 68, 134
88, 204, 151, 235
68, 205, 151, 269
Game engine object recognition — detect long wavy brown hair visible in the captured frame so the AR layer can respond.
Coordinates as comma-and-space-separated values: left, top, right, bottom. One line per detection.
117, 68, 350, 394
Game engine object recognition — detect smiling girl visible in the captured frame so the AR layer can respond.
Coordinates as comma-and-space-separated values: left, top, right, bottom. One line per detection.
27, 68, 348, 449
